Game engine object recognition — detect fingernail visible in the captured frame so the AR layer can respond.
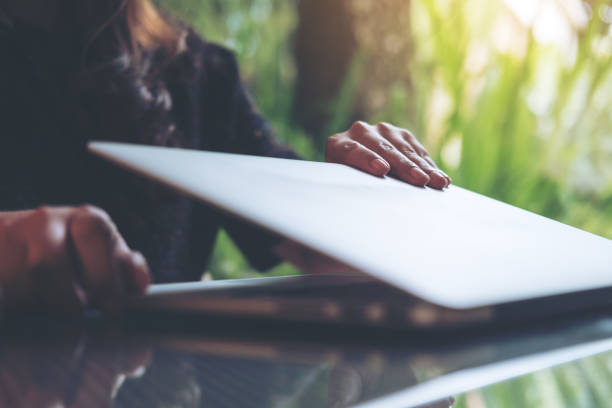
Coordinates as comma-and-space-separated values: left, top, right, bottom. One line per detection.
370, 158, 389, 174
410, 167, 430, 186
131, 251, 151, 293
440, 170, 452, 182
434, 170, 449, 188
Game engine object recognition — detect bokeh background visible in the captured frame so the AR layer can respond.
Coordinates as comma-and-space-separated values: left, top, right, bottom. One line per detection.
155, 1, 611, 406
158, 0, 612, 282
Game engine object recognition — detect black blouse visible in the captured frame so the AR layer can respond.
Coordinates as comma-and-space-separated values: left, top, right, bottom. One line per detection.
0, 15, 298, 283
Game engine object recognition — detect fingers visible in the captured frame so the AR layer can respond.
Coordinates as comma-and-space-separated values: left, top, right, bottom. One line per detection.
346, 121, 431, 187
326, 133, 391, 177
325, 121, 451, 189
376, 123, 450, 189
398, 125, 452, 185
126, 250, 152, 294
274, 240, 361, 276
69, 205, 150, 315
18, 206, 85, 317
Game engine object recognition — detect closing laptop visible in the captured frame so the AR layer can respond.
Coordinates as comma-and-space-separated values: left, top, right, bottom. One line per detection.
88, 142, 612, 329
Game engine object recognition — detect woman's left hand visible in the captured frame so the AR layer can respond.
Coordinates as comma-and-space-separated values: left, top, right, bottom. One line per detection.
325, 121, 451, 189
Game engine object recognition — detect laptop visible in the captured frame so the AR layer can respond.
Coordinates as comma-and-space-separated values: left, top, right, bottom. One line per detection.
88, 142, 612, 329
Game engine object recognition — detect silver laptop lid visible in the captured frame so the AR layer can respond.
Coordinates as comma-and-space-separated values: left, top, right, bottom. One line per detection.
88, 142, 612, 309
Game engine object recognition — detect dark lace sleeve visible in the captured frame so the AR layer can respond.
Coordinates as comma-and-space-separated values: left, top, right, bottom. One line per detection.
198, 41, 299, 159
195, 39, 300, 270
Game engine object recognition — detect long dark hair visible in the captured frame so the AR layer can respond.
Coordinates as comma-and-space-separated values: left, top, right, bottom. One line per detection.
80, 0, 184, 64
73, 0, 191, 147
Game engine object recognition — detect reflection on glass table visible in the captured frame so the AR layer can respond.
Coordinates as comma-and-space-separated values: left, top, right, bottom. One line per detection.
2, 314, 612, 407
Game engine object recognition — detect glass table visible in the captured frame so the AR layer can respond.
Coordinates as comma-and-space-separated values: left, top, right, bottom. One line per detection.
2, 311, 612, 407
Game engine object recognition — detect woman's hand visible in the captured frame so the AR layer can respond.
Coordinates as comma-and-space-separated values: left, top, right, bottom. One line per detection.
0, 205, 151, 318
275, 239, 361, 276
326, 121, 451, 189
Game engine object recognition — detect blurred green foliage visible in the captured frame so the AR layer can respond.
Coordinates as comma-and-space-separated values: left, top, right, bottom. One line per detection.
404, 0, 612, 238
158, 0, 612, 281
452, 349, 612, 408
154, 3, 612, 407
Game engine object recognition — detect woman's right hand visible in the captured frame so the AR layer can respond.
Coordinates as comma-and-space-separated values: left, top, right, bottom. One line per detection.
0, 205, 151, 318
